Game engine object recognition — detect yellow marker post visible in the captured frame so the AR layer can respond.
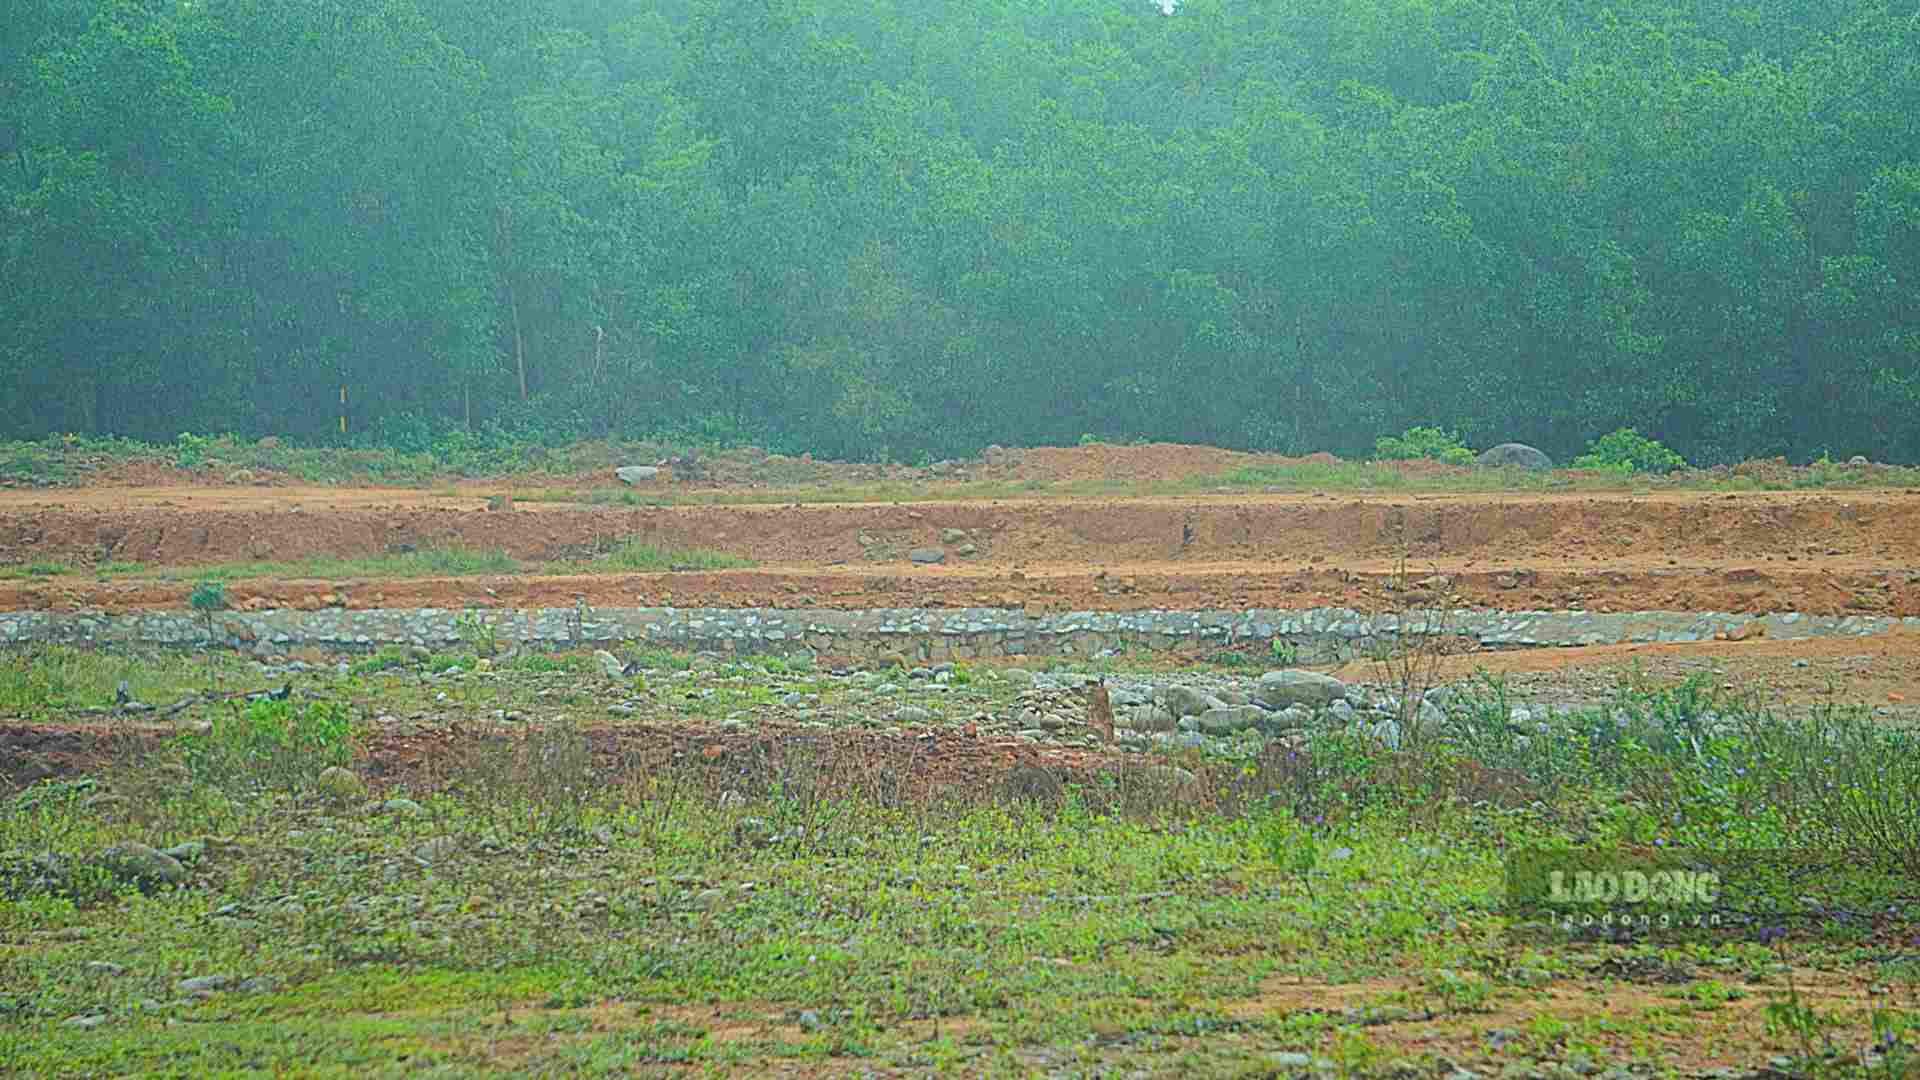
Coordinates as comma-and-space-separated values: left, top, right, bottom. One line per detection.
340, 385, 347, 435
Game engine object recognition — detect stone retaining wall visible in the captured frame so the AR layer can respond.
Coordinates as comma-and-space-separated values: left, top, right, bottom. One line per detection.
1, 606, 1912, 661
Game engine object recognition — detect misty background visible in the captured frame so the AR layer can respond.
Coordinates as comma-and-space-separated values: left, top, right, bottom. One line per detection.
2, 0, 1916, 464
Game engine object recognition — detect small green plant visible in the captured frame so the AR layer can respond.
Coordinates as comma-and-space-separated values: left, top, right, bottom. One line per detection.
1078, 433, 1098, 446
455, 610, 499, 658
178, 697, 357, 793
188, 579, 228, 613
172, 432, 213, 469
1374, 425, 1473, 464
1269, 638, 1298, 664
1572, 428, 1686, 474
347, 646, 411, 676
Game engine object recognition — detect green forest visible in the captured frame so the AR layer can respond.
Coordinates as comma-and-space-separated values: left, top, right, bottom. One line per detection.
3, 0, 1916, 465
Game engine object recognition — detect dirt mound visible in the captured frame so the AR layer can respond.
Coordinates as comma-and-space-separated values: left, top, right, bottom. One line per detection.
1008, 443, 1325, 485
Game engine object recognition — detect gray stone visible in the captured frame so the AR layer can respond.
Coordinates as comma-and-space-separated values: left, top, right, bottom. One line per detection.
593, 650, 625, 679
63, 1014, 109, 1028
99, 843, 187, 889
1196, 705, 1265, 736
1001, 668, 1034, 687
174, 974, 233, 995
377, 798, 427, 818
315, 766, 366, 801
892, 705, 934, 724
1477, 443, 1553, 470
414, 836, 459, 864
1263, 705, 1313, 732
1270, 1052, 1314, 1069
614, 465, 660, 485
907, 547, 946, 564
1158, 685, 1225, 719
1254, 670, 1347, 710
1123, 703, 1177, 732
939, 528, 967, 544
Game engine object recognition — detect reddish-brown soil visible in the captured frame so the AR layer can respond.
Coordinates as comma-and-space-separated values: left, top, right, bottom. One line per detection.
3, 480, 1919, 616
0, 717, 1141, 800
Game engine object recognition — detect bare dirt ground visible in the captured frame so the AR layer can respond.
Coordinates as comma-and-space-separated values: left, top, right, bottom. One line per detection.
5, 442, 1918, 701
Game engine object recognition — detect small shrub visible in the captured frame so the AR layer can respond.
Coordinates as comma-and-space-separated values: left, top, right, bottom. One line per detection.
178, 697, 357, 794
1572, 428, 1686, 474
1375, 426, 1472, 463
188, 580, 228, 612
172, 432, 213, 469
347, 647, 411, 676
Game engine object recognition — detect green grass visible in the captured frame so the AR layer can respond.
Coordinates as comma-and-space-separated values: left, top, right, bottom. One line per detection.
0, 646, 259, 716
0, 561, 71, 579
590, 540, 755, 572
9, 544, 757, 582
2, 648, 1919, 1075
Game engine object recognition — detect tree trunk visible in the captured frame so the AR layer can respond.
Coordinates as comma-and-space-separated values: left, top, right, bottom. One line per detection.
508, 279, 527, 402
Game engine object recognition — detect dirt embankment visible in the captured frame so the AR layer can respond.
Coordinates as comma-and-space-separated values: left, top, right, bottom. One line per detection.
3, 490, 1917, 570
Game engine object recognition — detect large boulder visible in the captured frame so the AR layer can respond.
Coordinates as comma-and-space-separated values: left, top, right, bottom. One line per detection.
1476, 443, 1553, 471
1253, 670, 1347, 711
1156, 685, 1226, 720
99, 842, 188, 890
1196, 705, 1267, 736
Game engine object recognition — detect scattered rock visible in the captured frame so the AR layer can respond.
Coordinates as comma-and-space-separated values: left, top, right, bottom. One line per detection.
1196, 705, 1266, 736
376, 798, 427, 818
594, 650, 626, 679
1157, 684, 1226, 719
98, 843, 187, 890
414, 836, 460, 864
174, 974, 234, 995
939, 528, 967, 544
614, 465, 660, 485
1264, 704, 1314, 732
225, 469, 257, 485
1123, 702, 1177, 732
1848, 455, 1869, 466
1477, 443, 1553, 470
1253, 670, 1347, 710
892, 705, 934, 724
907, 547, 946, 564
315, 766, 367, 802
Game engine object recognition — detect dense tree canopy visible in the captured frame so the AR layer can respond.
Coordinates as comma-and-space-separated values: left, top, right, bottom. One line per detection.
3, 0, 1916, 463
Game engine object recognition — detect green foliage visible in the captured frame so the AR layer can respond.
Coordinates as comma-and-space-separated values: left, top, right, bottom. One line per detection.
347, 647, 412, 677
1572, 429, 1688, 474
1, 0, 1917, 466
187, 580, 228, 612
177, 697, 357, 794
590, 541, 754, 573
172, 433, 213, 469
1374, 427, 1473, 464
